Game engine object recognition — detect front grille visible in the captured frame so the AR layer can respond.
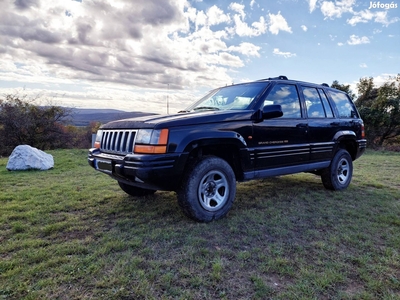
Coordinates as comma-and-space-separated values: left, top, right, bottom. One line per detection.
100, 130, 137, 154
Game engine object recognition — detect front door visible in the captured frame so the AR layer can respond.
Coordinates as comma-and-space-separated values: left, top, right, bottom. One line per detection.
252, 83, 309, 170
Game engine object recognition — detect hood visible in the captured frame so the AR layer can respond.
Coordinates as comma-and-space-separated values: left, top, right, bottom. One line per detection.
101, 110, 254, 129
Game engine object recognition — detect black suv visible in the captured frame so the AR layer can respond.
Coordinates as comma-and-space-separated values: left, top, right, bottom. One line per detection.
88, 76, 366, 222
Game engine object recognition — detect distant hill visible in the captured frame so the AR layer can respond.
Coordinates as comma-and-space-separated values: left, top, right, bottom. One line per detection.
68, 108, 157, 126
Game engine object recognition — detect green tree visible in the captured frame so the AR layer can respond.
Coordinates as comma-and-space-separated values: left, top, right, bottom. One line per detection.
0, 94, 72, 156
355, 75, 400, 148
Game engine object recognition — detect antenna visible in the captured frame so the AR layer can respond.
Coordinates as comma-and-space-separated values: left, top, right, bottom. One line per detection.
167, 84, 169, 115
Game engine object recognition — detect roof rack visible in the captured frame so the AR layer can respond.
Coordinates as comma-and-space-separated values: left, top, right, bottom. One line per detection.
270, 75, 288, 80
258, 75, 288, 81
321, 83, 329, 87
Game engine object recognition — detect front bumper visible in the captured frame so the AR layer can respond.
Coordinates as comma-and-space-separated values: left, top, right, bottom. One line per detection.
88, 148, 188, 191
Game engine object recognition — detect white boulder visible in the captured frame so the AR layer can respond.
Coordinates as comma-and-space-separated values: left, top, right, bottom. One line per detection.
6, 145, 54, 171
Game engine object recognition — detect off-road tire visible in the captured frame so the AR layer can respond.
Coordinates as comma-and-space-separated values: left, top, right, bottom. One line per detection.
178, 156, 236, 222
118, 181, 156, 197
321, 149, 353, 190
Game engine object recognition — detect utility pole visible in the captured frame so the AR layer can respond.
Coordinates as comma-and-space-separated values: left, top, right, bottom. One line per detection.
167, 84, 169, 115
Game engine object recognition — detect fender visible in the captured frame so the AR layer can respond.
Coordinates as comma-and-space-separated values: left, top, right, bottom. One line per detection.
332, 130, 358, 158
177, 130, 248, 153
333, 130, 356, 141
182, 131, 247, 152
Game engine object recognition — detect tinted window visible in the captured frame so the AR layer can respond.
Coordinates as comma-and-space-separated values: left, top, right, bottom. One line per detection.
302, 87, 325, 118
328, 90, 358, 118
264, 84, 301, 118
318, 89, 334, 118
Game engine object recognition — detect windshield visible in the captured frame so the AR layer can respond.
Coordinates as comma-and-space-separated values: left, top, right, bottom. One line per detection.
185, 82, 269, 112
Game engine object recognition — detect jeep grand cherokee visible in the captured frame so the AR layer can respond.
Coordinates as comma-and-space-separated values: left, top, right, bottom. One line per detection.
88, 76, 366, 222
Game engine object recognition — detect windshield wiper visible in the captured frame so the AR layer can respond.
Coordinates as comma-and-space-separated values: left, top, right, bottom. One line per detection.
193, 106, 220, 111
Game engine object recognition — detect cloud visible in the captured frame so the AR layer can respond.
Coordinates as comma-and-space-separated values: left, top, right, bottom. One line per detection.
272, 48, 296, 58
229, 2, 246, 18
268, 12, 292, 35
374, 11, 400, 26
347, 9, 374, 26
229, 14, 267, 37
227, 3, 267, 37
321, 1, 343, 18
320, 0, 355, 19
319, 0, 398, 26
359, 63, 368, 68
14, 0, 41, 10
309, 0, 318, 12
228, 42, 261, 57
0, 0, 268, 97
301, 25, 308, 31
347, 10, 400, 26
347, 35, 370, 45
206, 5, 230, 26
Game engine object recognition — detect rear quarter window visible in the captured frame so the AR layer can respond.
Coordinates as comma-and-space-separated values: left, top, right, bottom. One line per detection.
327, 90, 359, 118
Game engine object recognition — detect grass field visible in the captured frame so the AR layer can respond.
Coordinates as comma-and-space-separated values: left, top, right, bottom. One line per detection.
1, 149, 399, 299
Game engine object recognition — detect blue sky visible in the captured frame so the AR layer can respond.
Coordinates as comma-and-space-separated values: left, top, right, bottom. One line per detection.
0, 0, 399, 113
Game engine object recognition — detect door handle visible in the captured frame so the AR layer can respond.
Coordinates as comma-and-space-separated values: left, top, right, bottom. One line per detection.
296, 123, 308, 128
330, 122, 340, 126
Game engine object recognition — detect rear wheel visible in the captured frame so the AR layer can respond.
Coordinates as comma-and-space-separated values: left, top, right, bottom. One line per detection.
321, 149, 353, 190
118, 181, 156, 197
178, 156, 236, 222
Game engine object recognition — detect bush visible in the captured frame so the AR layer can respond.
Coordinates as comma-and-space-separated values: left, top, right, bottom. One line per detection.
0, 94, 92, 156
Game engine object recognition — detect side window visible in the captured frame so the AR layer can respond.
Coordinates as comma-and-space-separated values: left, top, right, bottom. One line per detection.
264, 84, 302, 118
302, 87, 325, 118
328, 90, 358, 118
318, 89, 334, 118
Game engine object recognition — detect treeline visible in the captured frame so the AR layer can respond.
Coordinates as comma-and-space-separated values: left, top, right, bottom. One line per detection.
0, 94, 100, 156
332, 74, 400, 150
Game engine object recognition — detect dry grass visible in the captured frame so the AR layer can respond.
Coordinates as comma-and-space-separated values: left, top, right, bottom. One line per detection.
1, 149, 399, 299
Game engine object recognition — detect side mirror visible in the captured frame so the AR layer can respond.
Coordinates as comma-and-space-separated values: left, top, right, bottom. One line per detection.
262, 104, 283, 119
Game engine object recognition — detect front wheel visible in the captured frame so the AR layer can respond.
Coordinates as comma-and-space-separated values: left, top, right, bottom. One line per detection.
178, 156, 236, 222
321, 149, 353, 190
118, 181, 156, 197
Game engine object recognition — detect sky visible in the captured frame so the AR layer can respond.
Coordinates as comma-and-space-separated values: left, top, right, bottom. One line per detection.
0, 0, 399, 114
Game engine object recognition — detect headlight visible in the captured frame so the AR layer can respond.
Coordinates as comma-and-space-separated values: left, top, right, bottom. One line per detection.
94, 130, 103, 149
134, 129, 169, 154
135, 129, 153, 144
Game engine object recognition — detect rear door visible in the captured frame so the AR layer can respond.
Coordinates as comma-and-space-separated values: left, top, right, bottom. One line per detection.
252, 83, 309, 170
301, 86, 337, 162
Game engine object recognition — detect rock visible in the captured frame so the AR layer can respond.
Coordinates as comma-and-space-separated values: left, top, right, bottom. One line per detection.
6, 145, 54, 171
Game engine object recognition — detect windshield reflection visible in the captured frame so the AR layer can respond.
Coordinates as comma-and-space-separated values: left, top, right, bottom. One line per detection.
185, 82, 269, 112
